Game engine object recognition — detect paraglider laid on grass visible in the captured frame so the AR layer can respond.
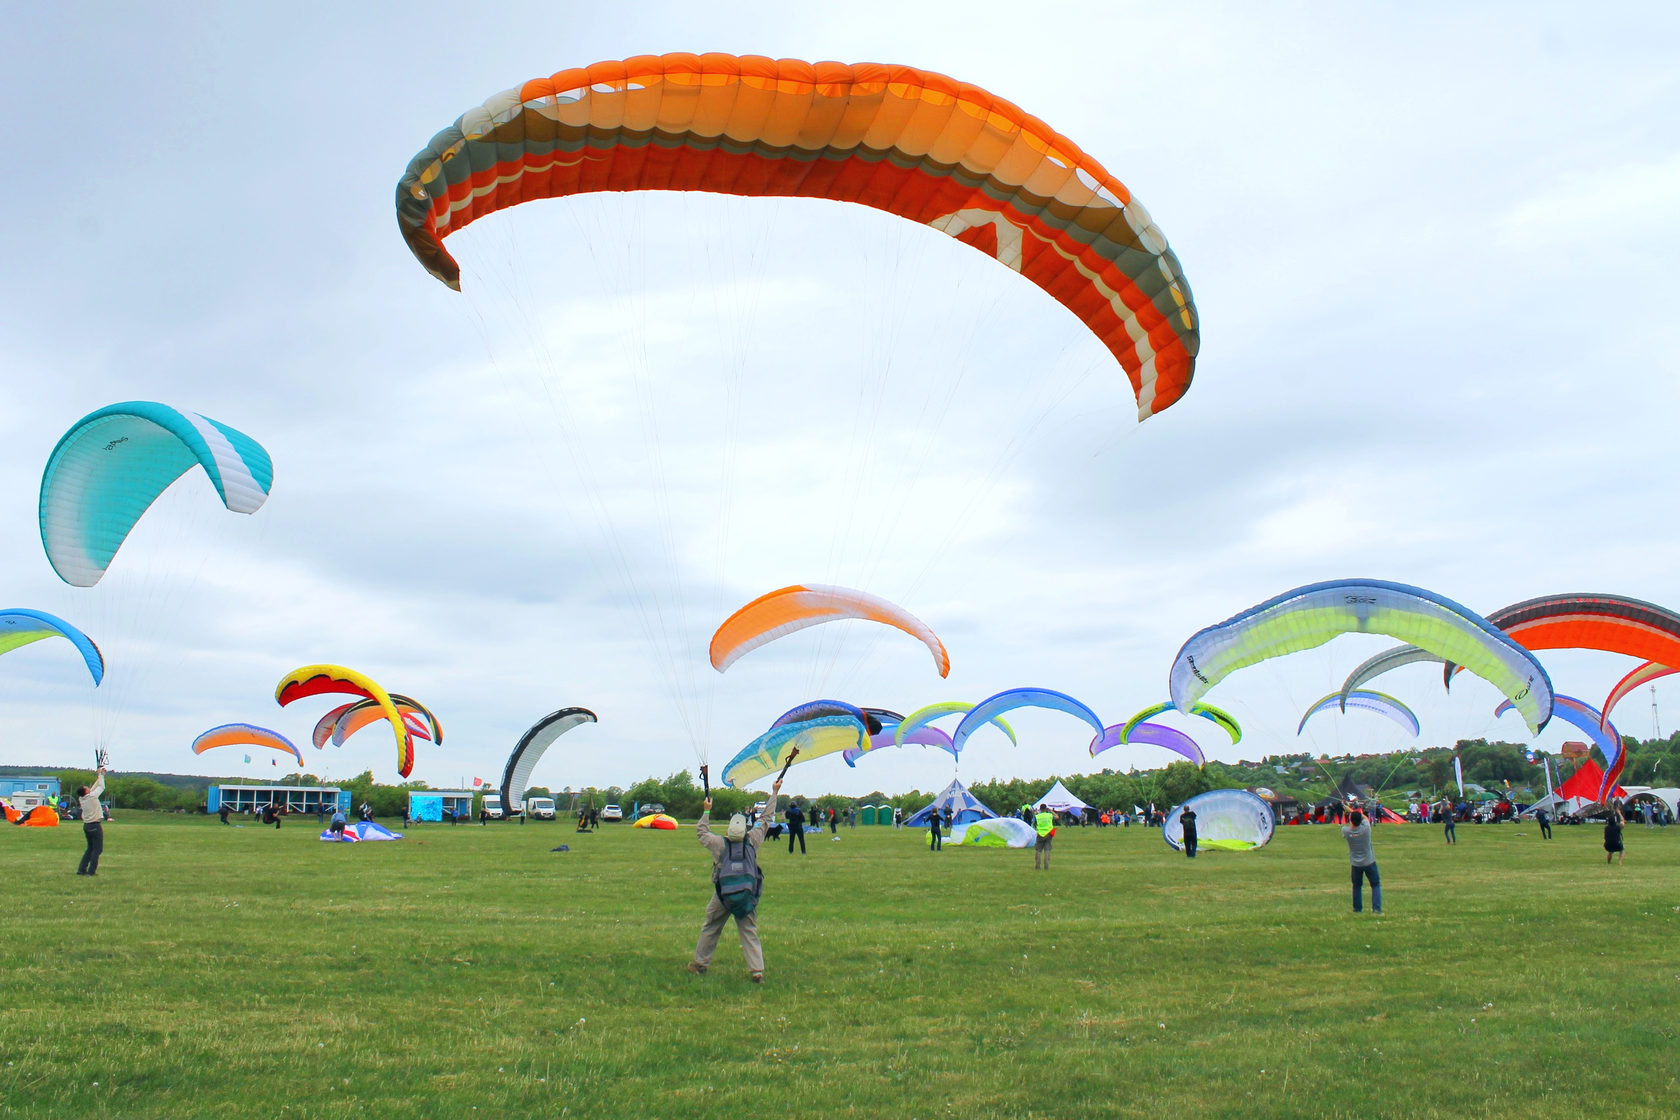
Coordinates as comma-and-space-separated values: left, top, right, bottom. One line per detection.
39, 402, 273, 587
951, 817, 1037, 848
15, 805, 60, 828
632, 813, 679, 830
396, 53, 1200, 419
710, 585, 950, 678
275, 665, 415, 778
1171, 579, 1554, 734
1298, 690, 1420, 738
0, 609, 104, 685
721, 715, 866, 789
1163, 789, 1275, 852
320, 821, 403, 843
500, 707, 597, 815
949, 688, 1104, 754
192, 723, 303, 768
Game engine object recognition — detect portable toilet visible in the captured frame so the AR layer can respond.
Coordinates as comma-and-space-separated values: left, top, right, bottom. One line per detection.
859, 805, 876, 826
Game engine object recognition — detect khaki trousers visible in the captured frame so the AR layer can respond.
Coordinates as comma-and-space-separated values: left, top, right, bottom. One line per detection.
1034, 835, 1052, 869
693, 893, 763, 972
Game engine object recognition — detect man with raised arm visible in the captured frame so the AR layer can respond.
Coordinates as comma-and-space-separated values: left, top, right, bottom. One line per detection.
690, 779, 782, 983
76, 766, 107, 877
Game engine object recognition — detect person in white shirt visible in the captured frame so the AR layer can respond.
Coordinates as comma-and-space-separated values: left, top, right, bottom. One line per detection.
76, 767, 107, 876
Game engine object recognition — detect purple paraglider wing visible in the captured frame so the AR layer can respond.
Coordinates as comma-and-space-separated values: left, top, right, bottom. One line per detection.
1090, 721, 1204, 766
844, 723, 955, 766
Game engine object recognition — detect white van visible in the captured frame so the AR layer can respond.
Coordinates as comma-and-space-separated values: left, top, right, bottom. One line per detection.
481, 793, 505, 820
526, 796, 556, 820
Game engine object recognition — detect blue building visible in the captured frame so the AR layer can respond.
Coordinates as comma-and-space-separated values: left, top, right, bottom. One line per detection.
407, 790, 474, 822
208, 785, 350, 815
1, 776, 61, 809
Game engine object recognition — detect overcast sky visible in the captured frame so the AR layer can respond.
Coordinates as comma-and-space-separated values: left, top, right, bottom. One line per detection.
4, 1, 1678, 797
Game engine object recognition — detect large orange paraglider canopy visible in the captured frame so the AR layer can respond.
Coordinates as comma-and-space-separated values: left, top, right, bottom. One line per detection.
396, 53, 1200, 419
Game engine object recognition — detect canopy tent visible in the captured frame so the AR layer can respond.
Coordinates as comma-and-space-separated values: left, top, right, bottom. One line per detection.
1620, 787, 1679, 815
904, 778, 998, 828
1032, 780, 1092, 816
1557, 759, 1626, 807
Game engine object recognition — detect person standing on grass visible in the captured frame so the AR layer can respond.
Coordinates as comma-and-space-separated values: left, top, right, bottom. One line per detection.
1604, 804, 1625, 865
929, 808, 943, 852
785, 800, 806, 854
1342, 809, 1381, 914
75, 766, 107, 876
1443, 801, 1456, 845
1033, 804, 1055, 870
1180, 805, 1198, 859
1536, 806, 1552, 840
690, 778, 781, 983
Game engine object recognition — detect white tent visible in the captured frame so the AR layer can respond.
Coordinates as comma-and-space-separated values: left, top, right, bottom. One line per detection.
1034, 780, 1090, 816
1623, 787, 1679, 815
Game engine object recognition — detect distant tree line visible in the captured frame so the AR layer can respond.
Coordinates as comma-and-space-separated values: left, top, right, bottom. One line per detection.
23, 731, 1680, 819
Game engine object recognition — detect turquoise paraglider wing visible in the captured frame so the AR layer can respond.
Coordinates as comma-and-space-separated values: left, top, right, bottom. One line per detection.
39, 402, 273, 587
0, 608, 104, 685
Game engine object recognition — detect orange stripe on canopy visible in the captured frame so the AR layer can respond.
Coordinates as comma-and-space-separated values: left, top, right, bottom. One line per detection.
710, 584, 949, 676
396, 54, 1199, 419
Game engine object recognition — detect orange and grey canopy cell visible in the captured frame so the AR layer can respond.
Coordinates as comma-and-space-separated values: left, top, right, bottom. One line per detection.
395, 54, 1199, 419
709, 584, 949, 677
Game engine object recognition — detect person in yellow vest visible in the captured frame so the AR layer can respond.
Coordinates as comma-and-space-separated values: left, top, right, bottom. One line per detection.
1033, 804, 1055, 870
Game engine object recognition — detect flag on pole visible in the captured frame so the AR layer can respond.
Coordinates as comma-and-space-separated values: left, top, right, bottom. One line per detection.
472, 777, 484, 788
1544, 757, 1555, 800
1453, 756, 1465, 796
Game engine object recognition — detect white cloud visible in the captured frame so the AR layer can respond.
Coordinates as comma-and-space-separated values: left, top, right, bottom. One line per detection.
3, 1, 1679, 796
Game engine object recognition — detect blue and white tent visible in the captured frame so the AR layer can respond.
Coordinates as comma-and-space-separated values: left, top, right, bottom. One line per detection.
904, 778, 998, 828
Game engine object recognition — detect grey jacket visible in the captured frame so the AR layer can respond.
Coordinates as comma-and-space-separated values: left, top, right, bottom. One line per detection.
1341, 820, 1376, 867
697, 793, 780, 879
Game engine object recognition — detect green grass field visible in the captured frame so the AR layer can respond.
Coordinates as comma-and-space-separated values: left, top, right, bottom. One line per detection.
2, 813, 1676, 1118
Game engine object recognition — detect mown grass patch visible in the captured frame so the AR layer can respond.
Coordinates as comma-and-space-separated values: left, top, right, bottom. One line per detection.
2, 814, 1675, 1118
